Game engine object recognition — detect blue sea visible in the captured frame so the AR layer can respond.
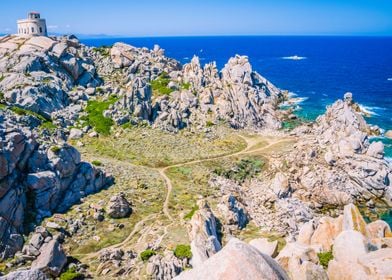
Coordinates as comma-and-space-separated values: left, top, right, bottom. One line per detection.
81, 36, 392, 157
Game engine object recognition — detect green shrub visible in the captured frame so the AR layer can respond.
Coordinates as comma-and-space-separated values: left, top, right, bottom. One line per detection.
51, 146, 61, 153
318, 251, 333, 268
10, 106, 48, 122
184, 205, 199, 220
91, 160, 102, 166
214, 157, 264, 183
206, 120, 214, 127
140, 249, 156, 261
0, 75, 5, 82
93, 46, 111, 57
151, 72, 174, 96
80, 95, 118, 135
60, 267, 83, 280
174, 244, 192, 259
40, 121, 57, 132
181, 82, 191, 90
0, 91, 4, 102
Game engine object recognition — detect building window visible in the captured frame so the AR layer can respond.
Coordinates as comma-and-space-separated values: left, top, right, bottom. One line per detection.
31, 27, 35, 33
39, 27, 42, 33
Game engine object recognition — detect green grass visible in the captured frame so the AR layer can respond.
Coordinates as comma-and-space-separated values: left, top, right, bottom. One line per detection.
206, 120, 215, 127
140, 249, 156, 261
10, 106, 48, 122
80, 95, 118, 135
213, 157, 264, 183
151, 72, 174, 96
174, 244, 192, 259
91, 160, 103, 166
184, 204, 199, 220
59, 267, 83, 280
318, 251, 333, 268
51, 146, 61, 153
181, 82, 191, 90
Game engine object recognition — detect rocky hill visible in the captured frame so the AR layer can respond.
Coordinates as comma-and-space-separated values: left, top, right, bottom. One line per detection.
0, 35, 391, 279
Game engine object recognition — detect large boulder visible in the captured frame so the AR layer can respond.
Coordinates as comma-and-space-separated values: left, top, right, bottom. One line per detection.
0, 269, 49, 280
175, 238, 289, 280
31, 239, 67, 277
249, 238, 278, 257
106, 192, 132, 218
188, 200, 222, 268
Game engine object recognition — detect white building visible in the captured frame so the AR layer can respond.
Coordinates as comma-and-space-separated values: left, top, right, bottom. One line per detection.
17, 12, 47, 36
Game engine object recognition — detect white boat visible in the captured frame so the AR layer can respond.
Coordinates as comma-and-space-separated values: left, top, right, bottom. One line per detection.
282, 55, 306, 60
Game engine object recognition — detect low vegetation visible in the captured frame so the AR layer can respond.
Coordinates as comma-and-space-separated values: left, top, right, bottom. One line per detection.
213, 157, 264, 182
60, 267, 83, 280
91, 160, 103, 166
93, 46, 111, 57
80, 95, 118, 135
184, 204, 199, 220
51, 146, 61, 153
173, 244, 192, 259
151, 72, 174, 96
140, 249, 156, 261
318, 251, 333, 268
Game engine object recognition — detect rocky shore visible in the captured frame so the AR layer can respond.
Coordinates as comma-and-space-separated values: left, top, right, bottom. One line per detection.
0, 34, 390, 279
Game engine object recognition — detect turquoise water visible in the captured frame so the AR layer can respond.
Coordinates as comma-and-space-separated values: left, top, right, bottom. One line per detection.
81, 36, 392, 156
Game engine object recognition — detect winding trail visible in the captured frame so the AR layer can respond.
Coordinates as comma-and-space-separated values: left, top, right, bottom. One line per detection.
156, 135, 295, 225
81, 134, 296, 262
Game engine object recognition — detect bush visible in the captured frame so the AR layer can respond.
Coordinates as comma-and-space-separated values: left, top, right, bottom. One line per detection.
140, 249, 156, 261
93, 46, 111, 57
81, 95, 118, 135
214, 157, 264, 183
151, 72, 174, 96
60, 267, 83, 280
318, 251, 333, 268
10, 106, 48, 122
181, 82, 191, 90
206, 120, 214, 127
174, 244, 192, 259
91, 160, 102, 166
51, 146, 61, 153
184, 205, 199, 220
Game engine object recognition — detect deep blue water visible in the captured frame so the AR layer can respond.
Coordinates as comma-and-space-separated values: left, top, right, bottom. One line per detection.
81, 36, 392, 156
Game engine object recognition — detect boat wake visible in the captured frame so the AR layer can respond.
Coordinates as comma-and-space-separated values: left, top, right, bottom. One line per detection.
282, 55, 307, 60
388, 78, 392, 81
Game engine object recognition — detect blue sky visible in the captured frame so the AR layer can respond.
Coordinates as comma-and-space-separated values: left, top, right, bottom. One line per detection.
1, 0, 392, 36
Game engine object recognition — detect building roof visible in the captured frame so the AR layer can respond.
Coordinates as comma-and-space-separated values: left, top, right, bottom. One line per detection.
29, 11, 40, 14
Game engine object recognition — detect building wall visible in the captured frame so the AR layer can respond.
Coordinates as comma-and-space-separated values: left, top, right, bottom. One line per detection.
17, 19, 47, 36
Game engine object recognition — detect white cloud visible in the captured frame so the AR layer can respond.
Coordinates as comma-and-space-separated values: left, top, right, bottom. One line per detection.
47, 25, 59, 30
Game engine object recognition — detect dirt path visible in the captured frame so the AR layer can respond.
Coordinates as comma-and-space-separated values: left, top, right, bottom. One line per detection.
156, 135, 295, 224
81, 134, 295, 262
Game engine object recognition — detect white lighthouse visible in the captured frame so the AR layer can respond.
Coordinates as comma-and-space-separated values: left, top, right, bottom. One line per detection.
17, 12, 47, 36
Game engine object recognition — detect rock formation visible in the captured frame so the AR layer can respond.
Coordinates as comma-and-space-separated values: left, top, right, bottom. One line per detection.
0, 111, 112, 260
106, 192, 132, 218
188, 200, 222, 267
175, 238, 289, 280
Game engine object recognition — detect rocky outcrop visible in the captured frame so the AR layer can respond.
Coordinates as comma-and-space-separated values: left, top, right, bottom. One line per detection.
0, 112, 112, 260
212, 93, 391, 239
283, 203, 392, 280
188, 200, 222, 267
103, 44, 285, 131
31, 239, 67, 277
175, 238, 289, 280
0, 35, 101, 119
106, 192, 132, 218
147, 252, 187, 280
0, 269, 49, 280
217, 194, 249, 229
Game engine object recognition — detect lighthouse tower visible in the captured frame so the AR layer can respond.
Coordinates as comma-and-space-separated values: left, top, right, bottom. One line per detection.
17, 12, 48, 36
